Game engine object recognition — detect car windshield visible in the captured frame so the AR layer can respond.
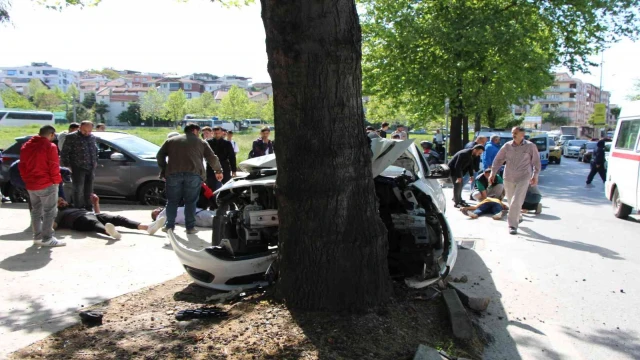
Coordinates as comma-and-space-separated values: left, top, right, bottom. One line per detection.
561, 135, 576, 140
585, 142, 597, 150
567, 140, 586, 146
109, 136, 160, 159
531, 137, 547, 152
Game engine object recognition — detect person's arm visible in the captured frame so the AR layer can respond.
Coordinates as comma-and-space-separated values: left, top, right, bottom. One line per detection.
49, 145, 62, 185
530, 143, 541, 183
91, 194, 101, 214
156, 141, 169, 177
490, 145, 507, 179
227, 142, 237, 174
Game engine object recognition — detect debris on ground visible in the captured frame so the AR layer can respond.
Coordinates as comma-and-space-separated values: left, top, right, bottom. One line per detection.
78, 311, 103, 327
447, 283, 491, 312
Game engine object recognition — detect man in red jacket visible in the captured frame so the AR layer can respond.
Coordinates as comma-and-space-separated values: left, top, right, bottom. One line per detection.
19, 125, 66, 247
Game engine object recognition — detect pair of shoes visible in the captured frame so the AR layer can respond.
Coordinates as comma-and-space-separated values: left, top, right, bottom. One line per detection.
509, 227, 517, 235
147, 217, 167, 235
186, 228, 199, 235
535, 203, 542, 215
105, 223, 122, 240
492, 213, 503, 220
460, 201, 470, 207
38, 237, 66, 247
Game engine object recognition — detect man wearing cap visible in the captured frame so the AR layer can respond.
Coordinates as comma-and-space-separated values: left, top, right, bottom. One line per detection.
472, 169, 504, 201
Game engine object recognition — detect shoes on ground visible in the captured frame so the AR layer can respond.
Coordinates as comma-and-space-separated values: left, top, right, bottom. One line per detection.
147, 217, 167, 235
39, 237, 66, 247
492, 213, 503, 220
186, 228, 199, 235
454, 203, 462, 208
105, 223, 122, 240
509, 227, 517, 235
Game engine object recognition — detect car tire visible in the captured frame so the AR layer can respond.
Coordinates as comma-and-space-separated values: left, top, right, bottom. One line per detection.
612, 187, 632, 219
138, 181, 166, 206
7, 184, 28, 203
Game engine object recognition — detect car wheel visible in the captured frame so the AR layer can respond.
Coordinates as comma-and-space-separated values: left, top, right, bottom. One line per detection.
612, 187, 632, 219
138, 181, 166, 206
7, 184, 28, 203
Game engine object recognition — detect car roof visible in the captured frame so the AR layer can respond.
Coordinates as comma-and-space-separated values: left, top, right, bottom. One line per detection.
92, 131, 132, 140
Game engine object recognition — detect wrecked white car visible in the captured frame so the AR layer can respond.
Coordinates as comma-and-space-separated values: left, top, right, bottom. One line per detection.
168, 138, 457, 291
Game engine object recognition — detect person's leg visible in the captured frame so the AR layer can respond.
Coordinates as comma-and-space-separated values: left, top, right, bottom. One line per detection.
165, 173, 184, 230
183, 174, 202, 230
586, 163, 598, 184
72, 215, 107, 234
222, 165, 231, 184
83, 170, 95, 211
507, 180, 529, 230
71, 167, 86, 209
40, 184, 58, 241
27, 189, 44, 241
598, 166, 607, 183
96, 213, 141, 230
453, 178, 463, 205
487, 183, 504, 199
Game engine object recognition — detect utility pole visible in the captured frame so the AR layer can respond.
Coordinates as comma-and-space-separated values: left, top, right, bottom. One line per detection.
599, 52, 604, 103
73, 95, 77, 122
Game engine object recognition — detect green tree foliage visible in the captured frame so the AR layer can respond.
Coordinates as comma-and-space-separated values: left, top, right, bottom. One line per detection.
261, 97, 274, 123
140, 87, 167, 126
219, 85, 253, 120
361, 0, 640, 152
526, 104, 543, 117
364, 95, 416, 126
82, 92, 96, 109
66, 84, 80, 102
610, 107, 621, 119
32, 89, 63, 110
94, 101, 109, 121
543, 112, 571, 126
0, 88, 35, 109
165, 90, 187, 121
184, 92, 219, 117
117, 102, 142, 125
25, 79, 48, 98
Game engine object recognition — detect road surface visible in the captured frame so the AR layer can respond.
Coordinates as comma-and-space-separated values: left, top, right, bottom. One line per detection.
446, 156, 640, 359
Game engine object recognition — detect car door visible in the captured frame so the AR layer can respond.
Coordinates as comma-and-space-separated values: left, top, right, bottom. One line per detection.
93, 140, 132, 196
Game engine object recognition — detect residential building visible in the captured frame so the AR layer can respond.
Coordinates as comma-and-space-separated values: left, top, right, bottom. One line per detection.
156, 78, 205, 99
252, 82, 272, 91
0, 62, 79, 92
123, 74, 162, 88
220, 75, 251, 89
94, 87, 139, 125
213, 89, 269, 103
1, 78, 50, 95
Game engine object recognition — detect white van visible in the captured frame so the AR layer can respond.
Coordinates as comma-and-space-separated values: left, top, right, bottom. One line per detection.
243, 119, 264, 128
0, 110, 55, 126
605, 101, 640, 218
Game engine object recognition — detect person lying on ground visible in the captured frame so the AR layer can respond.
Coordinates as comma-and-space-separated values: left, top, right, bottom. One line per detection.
521, 185, 543, 214
151, 206, 215, 229
471, 168, 504, 201
460, 197, 509, 220
54, 194, 166, 239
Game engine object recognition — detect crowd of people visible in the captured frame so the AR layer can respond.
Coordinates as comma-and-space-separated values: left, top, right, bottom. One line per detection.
12, 121, 276, 247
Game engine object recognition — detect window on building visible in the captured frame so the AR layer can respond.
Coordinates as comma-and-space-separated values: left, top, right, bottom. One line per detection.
186, 93, 192, 99
184, 83, 192, 90
569, 83, 576, 89
615, 119, 640, 150
43, 70, 58, 76
169, 83, 180, 90
570, 93, 576, 98
36, 71, 41, 74
19, 71, 24, 74
6, 70, 16, 76
28, 72, 32, 76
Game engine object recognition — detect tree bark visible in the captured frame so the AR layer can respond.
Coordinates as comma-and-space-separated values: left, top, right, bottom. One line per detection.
462, 115, 469, 145
487, 107, 496, 129
260, 0, 392, 311
474, 112, 481, 133
450, 80, 464, 154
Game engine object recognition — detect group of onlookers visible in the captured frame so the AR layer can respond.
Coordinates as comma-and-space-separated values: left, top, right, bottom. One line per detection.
366, 122, 409, 140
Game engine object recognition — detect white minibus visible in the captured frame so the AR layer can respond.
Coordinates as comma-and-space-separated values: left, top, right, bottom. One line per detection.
0, 110, 55, 126
605, 101, 640, 218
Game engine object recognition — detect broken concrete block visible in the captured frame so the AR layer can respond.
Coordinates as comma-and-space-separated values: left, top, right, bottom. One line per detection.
413, 344, 446, 360
448, 283, 491, 311
442, 289, 473, 340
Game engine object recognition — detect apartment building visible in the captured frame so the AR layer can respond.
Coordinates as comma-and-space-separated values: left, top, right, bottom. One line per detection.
156, 78, 205, 99
0, 62, 79, 92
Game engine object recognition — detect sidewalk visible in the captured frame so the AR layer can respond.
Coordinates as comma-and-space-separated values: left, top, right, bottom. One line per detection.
0, 203, 189, 359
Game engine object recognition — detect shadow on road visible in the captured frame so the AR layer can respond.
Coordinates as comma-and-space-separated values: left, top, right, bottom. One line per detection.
450, 247, 523, 359
0, 226, 34, 241
519, 227, 624, 260
0, 244, 53, 271
564, 327, 640, 359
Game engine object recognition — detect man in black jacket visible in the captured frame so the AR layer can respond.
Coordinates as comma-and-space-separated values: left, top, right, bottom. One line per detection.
448, 145, 485, 207
586, 139, 607, 187
206, 126, 237, 187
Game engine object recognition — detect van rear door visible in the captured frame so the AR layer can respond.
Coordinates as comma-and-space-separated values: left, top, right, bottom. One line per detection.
610, 118, 640, 209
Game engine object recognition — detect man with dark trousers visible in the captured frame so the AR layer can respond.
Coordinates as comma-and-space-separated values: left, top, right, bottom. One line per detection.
206, 126, 237, 187
586, 139, 607, 187
447, 145, 485, 208
61, 121, 97, 211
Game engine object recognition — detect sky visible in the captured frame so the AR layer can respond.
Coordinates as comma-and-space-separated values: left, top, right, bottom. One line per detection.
1, 0, 639, 106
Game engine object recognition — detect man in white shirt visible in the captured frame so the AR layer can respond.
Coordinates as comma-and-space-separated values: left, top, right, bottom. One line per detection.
392, 125, 408, 140
227, 131, 240, 154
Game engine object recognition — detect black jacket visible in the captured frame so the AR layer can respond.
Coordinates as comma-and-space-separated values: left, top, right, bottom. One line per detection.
447, 148, 476, 179
206, 138, 237, 175
592, 140, 606, 166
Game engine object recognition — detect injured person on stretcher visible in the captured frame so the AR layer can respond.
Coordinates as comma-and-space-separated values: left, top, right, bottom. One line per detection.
54, 194, 166, 239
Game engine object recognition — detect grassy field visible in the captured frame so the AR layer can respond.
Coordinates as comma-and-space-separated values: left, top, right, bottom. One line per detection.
0, 125, 266, 161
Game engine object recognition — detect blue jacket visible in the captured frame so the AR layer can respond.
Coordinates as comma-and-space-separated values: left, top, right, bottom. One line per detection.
483, 142, 500, 170
10, 160, 71, 199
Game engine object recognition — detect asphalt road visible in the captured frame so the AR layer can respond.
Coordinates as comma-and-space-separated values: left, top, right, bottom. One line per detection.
446, 156, 640, 360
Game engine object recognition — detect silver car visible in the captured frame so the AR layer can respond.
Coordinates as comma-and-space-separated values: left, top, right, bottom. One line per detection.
563, 139, 587, 158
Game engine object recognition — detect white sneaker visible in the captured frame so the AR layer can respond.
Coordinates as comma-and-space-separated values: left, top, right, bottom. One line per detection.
104, 223, 122, 240
40, 237, 66, 247
147, 217, 166, 235
492, 213, 503, 220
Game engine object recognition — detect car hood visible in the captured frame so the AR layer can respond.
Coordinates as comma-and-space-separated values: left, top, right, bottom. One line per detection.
223, 138, 415, 194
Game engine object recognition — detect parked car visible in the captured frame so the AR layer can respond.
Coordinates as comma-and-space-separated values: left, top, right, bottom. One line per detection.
0, 132, 166, 206
563, 140, 587, 158
578, 141, 598, 162
549, 140, 562, 164
168, 138, 457, 291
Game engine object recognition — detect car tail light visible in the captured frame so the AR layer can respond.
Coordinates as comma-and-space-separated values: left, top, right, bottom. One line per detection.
1, 156, 13, 164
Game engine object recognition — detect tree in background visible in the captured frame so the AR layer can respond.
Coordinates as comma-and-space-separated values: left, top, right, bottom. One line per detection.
24, 79, 48, 99
364, 95, 415, 127
82, 92, 96, 109
184, 92, 219, 117
140, 87, 167, 127
219, 85, 253, 121
0, 88, 35, 109
32, 89, 63, 110
94, 101, 110, 121
165, 90, 187, 122
610, 106, 621, 120
117, 102, 143, 126
90, 68, 120, 80
261, 97, 274, 123
542, 112, 571, 127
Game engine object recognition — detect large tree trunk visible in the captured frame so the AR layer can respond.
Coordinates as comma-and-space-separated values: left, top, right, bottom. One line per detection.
449, 81, 464, 154
474, 112, 481, 133
462, 115, 469, 144
260, 0, 392, 311
487, 107, 496, 128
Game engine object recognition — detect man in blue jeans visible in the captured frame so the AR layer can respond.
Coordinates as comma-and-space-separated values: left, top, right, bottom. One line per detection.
156, 123, 223, 234
460, 198, 509, 220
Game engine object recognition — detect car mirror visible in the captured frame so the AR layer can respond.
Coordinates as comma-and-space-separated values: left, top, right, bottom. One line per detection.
427, 164, 450, 179
110, 153, 127, 162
